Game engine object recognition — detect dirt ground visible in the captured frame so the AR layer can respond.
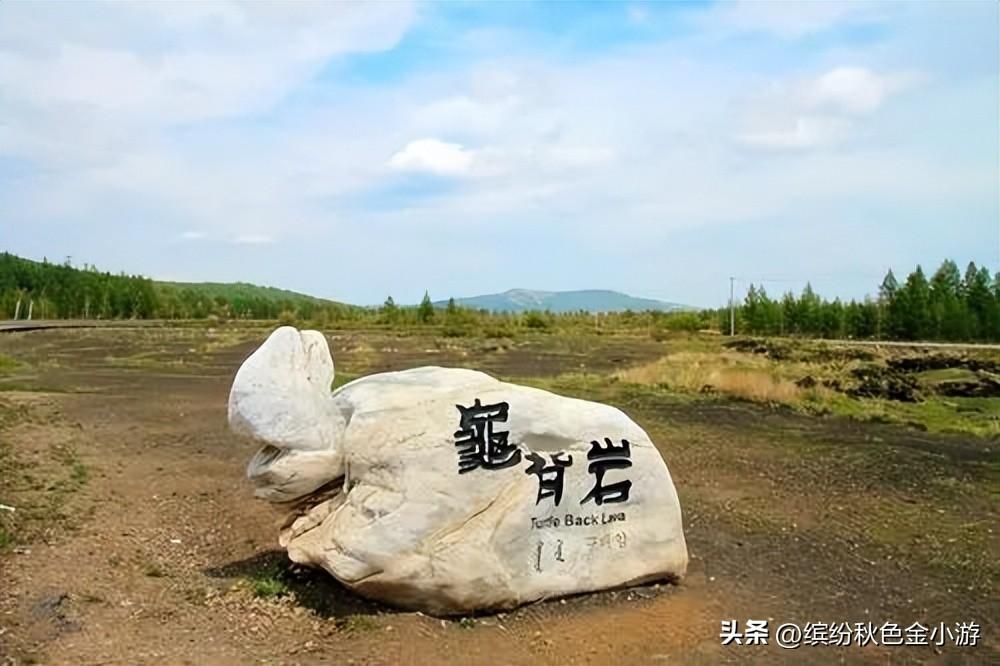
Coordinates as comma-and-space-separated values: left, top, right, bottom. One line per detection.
0, 326, 997, 665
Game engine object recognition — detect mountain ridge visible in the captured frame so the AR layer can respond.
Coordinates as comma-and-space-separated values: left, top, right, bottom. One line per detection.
435, 288, 691, 313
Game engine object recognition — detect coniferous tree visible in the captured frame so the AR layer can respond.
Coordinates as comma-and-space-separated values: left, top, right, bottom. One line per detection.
930, 259, 965, 340
821, 298, 845, 338
878, 269, 899, 339
798, 283, 821, 334
418, 291, 435, 323
963, 262, 992, 339
758, 286, 782, 335
780, 291, 797, 335
899, 266, 931, 340
743, 284, 762, 332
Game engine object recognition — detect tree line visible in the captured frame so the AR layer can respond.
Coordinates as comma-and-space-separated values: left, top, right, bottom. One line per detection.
725, 260, 1000, 342
0, 252, 159, 319
2, 251, 997, 342
0, 252, 348, 321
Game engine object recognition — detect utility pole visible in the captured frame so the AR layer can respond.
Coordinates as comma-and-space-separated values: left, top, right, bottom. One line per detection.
729, 277, 735, 336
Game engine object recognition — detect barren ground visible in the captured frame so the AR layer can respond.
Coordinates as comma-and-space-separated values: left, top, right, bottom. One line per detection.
0, 326, 997, 665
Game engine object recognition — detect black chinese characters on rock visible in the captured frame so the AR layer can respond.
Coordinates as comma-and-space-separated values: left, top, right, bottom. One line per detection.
454, 399, 633, 508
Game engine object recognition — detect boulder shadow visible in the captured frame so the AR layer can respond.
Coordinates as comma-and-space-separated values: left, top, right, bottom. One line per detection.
204, 550, 394, 619
205, 551, 682, 621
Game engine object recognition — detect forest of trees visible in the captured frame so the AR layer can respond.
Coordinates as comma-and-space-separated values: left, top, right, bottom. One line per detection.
0, 252, 159, 319
1, 251, 997, 342
0, 252, 352, 321
726, 260, 1000, 342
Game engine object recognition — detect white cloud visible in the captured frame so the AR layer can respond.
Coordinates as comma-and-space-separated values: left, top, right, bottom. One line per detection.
696, 0, 883, 39
0, 1, 416, 241
737, 66, 920, 150
0, 0, 993, 306
413, 94, 521, 136
232, 234, 274, 245
389, 138, 475, 176
737, 116, 852, 150
804, 67, 916, 115
0, 2, 417, 149
179, 231, 206, 241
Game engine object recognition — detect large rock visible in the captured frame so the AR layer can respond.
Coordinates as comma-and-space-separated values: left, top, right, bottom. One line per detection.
229, 327, 688, 615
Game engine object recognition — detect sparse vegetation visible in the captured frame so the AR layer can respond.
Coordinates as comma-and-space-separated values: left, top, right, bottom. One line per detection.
0, 353, 19, 374
0, 324, 997, 662
611, 336, 1000, 437
616, 351, 810, 404
336, 614, 379, 632
0, 396, 90, 554
250, 565, 292, 599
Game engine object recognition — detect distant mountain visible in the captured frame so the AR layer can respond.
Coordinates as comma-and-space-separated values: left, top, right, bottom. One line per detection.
437, 289, 692, 313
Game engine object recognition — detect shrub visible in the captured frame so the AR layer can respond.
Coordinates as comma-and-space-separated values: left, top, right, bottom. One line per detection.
523, 311, 550, 330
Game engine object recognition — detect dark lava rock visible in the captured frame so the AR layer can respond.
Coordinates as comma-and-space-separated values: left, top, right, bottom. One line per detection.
935, 372, 1000, 398
849, 366, 923, 402
889, 355, 1000, 374
722, 338, 793, 360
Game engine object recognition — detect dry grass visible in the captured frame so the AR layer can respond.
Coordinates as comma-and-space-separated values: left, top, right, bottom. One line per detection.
707, 369, 802, 402
615, 351, 814, 404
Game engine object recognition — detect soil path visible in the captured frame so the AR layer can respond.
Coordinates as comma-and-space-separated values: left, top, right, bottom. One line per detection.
0, 328, 996, 664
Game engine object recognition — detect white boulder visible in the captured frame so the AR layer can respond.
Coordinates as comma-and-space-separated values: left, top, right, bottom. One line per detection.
229, 327, 688, 615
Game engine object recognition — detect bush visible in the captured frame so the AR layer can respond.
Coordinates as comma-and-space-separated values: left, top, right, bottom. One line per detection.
441, 322, 473, 338
663, 312, 703, 332
523, 310, 551, 330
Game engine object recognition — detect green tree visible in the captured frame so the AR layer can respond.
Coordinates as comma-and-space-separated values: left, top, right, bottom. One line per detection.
780, 292, 797, 335
743, 284, 762, 333
418, 291, 435, 323
963, 262, 992, 340
381, 295, 399, 324
797, 283, 821, 335
878, 269, 898, 339
898, 266, 931, 340
930, 259, 967, 340
821, 298, 846, 338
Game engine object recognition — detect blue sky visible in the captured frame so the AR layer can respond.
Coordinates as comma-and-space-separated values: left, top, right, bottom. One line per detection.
1, 1, 997, 307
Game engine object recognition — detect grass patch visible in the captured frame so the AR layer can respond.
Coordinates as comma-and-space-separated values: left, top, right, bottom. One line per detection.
50, 443, 89, 493
919, 367, 979, 383
614, 350, 831, 405
336, 614, 379, 632
821, 393, 1000, 438
609, 337, 1000, 438
0, 353, 21, 375
252, 575, 290, 598
249, 564, 292, 599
